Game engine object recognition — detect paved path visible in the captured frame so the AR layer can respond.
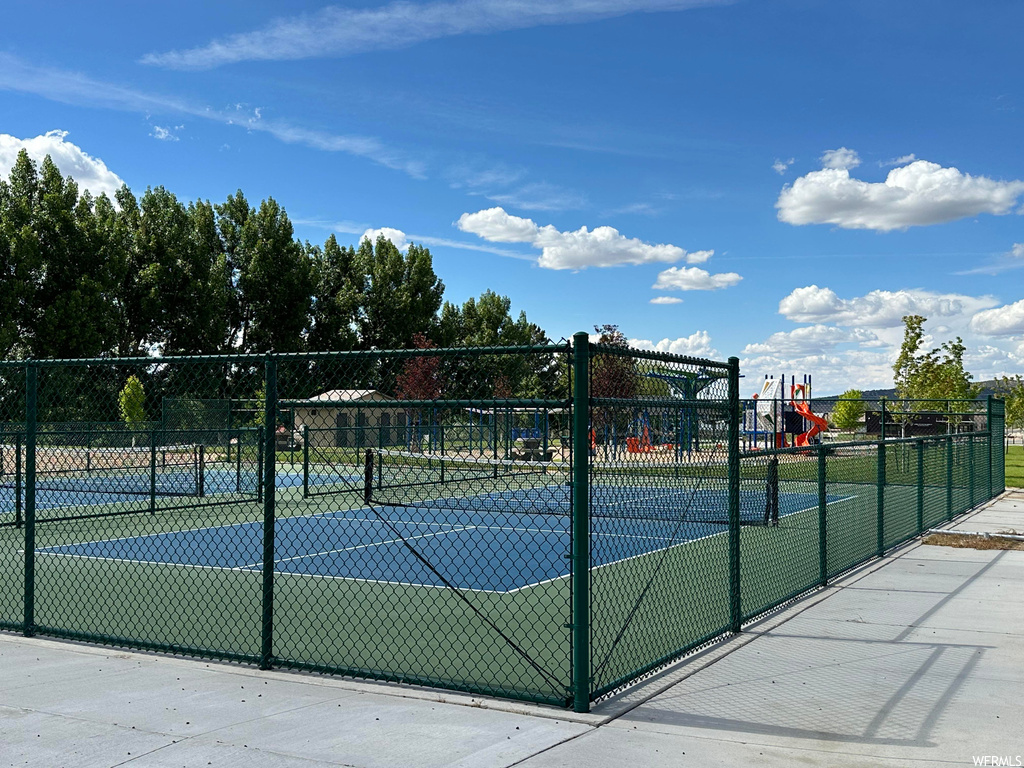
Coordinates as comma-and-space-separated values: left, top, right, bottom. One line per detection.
3, 492, 1023, 767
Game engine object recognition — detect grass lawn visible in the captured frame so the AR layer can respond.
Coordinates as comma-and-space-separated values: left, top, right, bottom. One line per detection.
1005, 445, 1024, 488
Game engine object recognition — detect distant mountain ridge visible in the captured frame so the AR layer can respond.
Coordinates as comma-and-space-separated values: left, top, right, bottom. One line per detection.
818, 380, 1006, 400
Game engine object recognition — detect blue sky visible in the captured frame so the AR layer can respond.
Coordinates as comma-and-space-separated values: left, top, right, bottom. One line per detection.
2, 0, 1023, 394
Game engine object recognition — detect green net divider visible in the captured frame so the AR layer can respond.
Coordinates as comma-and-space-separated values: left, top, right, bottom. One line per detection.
0, 348, 1006, 711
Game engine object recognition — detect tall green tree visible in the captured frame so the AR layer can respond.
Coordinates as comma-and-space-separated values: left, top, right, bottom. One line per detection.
996, 376, 1024, 432
357, 236, 443, 350
235, 198, 312, 353
307, 234, 361, 351
831, 389, 865, 431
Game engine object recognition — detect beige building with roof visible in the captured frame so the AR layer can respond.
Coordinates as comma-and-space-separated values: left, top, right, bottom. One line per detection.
289, 389, 408, 449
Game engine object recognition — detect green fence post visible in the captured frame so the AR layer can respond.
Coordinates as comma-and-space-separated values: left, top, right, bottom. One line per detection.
150, 430, 157, 514
876, 439, 886, 557
817, 442, 827, 586
302, 424, 309, 499
968, 433, 975, 509
728, 357, 741, 632
23, 365, 37, 637
571, 331, 591, 713
14, 433, 22, 528
946, 435, 954, 521
260, 357, 277, 671
916, 439, 924, 535
986, 395, 994, 500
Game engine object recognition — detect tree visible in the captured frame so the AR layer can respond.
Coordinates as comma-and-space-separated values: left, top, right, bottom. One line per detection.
831, 389, 865, 432
892, 314, 980, 435
394, 333, 441, 450
996, 376, 1024, 433
357, 236, 444, 350
590, 325, 639, 436
307, 234, 361, 352
118, 375, 146, 424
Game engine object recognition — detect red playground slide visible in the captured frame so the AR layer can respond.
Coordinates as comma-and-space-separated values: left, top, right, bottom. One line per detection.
791, 401, 828, 447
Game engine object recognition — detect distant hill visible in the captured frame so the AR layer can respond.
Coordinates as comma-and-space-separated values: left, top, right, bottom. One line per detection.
818, 380, 1006, 400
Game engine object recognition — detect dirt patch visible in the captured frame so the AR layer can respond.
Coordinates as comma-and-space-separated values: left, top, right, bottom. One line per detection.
924, 532, 1024, 551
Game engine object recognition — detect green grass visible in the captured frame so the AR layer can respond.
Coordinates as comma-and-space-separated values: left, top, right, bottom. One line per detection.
1005, 445, 1024, 488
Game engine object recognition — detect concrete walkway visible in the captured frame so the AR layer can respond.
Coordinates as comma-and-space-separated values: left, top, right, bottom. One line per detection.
3, 492, 1023, 767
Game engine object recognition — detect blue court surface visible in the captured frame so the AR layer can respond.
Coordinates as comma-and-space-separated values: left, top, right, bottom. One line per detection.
38, 487, 850, 592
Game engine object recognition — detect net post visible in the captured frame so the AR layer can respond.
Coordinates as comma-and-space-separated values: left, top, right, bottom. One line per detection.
260, 357, 277, 671
916, 438, 924, 534
876, 438, 886, 557
302, 425, 309, 499
364, 450, 373, 505
727, 356, 741, 633
198, 444, 206, 498
817, 442, 827, 587
23, 364, 37, 637
571, 331, 591, 714
946, 434, 954, 520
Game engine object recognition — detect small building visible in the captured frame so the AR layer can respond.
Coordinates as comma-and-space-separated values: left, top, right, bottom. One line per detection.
288, 390, 408, 449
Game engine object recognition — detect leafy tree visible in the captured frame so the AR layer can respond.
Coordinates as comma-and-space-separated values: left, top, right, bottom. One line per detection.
118, 375, 147, 425
590, 325, 639, 436
236, 197, 312, 353
307, 234, 361, 351
892, 314, 980, 435
831, 389, 865, 431
996, 376, 1024, 432
357, 236, 443, 350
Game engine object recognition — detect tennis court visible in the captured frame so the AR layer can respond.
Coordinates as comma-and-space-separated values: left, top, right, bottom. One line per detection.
36, 476, 850, 593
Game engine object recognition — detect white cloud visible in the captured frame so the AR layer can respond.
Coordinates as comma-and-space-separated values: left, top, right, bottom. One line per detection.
777, 153, 1024, 231
881, 153, 916, 167
778, 285, 998, 328
820, 147, 860, 170
485, 182, 587, 212
772, 157, 794, 175
630, 330, 718, 358
742, 325, 878, 357
956, 243, 1024, 276
150, 124, 183, 141
652, 265, 742, 291
0, 53, 424, 178
971, 299, 1024, 337
361, 227, 409, 250
649, 296, 683, 305
142, 0, 728, 69
457, 206, 718, 270
0, 130, 125, 200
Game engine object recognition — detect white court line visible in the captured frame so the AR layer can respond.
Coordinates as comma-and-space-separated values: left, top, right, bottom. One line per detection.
239, 526, 477, 568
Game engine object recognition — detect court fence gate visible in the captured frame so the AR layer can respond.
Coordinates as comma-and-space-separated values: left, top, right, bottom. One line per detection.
0, 335, 1006, 712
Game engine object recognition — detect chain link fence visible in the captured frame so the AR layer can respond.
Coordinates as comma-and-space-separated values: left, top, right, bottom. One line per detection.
0, 337, 1006, 711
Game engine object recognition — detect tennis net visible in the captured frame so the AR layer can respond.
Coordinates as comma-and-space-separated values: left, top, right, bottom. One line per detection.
367, 449, 774, 525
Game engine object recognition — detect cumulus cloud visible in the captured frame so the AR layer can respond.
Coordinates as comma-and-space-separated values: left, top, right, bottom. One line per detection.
971, 299, 1024, 337
820, 147, 860, 170
652, 266, 742, 291
881, 153, 916, 167
778, 285, 998, 328
742, 325, 878, 357
361, 226, 409, 250
457, 206, 719, 271
0, 130, 125, 200
142, 0, 728, 69
777, 152, 1024, 231
630, 330, 718, 358
649, 296, 683, 305
772, 157, 794, 175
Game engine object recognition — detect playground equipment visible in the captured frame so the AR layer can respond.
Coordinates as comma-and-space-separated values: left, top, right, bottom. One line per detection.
743, 374, 828, 450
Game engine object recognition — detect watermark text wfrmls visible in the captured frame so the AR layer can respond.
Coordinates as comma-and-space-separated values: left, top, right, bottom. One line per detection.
973, 757, 1022, 766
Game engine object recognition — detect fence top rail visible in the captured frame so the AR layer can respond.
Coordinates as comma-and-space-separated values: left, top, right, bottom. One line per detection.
277, 397, 571, 409
739, 431, 991, 460
590, 396, 729, 410
590, 343, 732, 371
0, 342, 573, 369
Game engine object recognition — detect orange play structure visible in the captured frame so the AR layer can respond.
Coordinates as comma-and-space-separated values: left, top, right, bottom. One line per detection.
790, 383, 828, 447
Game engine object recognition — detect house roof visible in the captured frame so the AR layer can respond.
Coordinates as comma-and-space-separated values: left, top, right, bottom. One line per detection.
300, 389, 393, 403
